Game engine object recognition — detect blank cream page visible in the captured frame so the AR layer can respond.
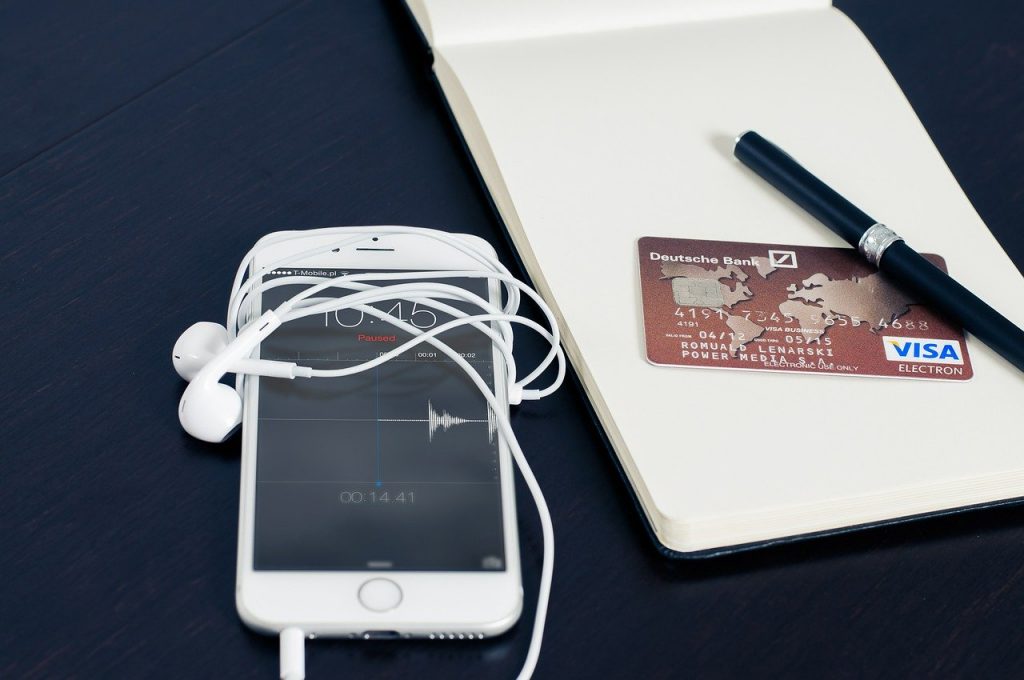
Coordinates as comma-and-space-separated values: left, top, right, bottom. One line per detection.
410, 0, 824, 46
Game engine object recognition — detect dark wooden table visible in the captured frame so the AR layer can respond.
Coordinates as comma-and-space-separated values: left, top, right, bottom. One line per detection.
2, 1, 1022, 677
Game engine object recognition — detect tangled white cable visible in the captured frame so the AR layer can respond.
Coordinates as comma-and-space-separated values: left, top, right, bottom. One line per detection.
171, 226, 564, 680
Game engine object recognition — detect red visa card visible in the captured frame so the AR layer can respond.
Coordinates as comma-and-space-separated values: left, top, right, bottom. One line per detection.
637, 236, 972, 381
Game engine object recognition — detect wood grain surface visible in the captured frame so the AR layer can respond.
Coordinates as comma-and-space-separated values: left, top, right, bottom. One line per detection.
1, 1, 1021, 678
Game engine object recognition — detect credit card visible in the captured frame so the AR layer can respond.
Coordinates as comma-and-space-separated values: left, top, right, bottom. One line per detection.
637, 236, 972, 380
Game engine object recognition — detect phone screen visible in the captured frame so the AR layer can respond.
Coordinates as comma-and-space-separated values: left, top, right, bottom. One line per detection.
253, 268, 506, 572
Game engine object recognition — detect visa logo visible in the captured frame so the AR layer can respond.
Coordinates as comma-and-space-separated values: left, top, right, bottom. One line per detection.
882, 336, 964, 365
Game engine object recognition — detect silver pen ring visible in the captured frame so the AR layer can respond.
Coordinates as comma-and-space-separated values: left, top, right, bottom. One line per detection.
858, 223, 904, 267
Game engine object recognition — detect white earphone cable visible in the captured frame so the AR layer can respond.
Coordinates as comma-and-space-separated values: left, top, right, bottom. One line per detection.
234, 271, 563, 398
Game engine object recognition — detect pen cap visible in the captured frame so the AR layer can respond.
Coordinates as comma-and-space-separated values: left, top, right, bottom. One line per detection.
734, 131, 874, 246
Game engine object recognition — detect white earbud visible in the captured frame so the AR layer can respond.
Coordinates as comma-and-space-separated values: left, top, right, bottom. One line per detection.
173, 321, 307, 381
177, 311, 284, 443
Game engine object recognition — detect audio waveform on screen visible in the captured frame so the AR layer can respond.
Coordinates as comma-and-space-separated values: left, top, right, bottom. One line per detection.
379, 400, 497, 443
426, 400, 497, 443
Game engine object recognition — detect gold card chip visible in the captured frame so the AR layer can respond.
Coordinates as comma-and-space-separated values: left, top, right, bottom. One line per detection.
672, 277, 725, 307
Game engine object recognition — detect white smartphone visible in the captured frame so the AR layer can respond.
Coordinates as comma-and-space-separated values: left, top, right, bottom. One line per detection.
235, 231, 522, 640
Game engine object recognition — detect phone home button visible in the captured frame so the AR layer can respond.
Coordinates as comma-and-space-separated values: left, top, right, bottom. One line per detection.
358, 578, 403, 612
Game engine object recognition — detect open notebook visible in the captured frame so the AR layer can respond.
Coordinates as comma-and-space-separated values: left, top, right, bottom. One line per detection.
403, 0, 1024, 556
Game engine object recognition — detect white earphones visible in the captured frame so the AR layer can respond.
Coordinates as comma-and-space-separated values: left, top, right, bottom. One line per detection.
172, 320, 306, 382
176, 311, 288, 442
172, 226, 562, 680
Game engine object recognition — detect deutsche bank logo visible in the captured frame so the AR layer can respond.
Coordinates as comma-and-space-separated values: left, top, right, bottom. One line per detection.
768, 250, 798, 268
882, 336, 963, 364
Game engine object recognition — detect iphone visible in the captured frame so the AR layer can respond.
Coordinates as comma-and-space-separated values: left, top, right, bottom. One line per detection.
235, 231, 521, 640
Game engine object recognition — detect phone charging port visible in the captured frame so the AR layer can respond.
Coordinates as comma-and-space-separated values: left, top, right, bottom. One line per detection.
361, 631, 402, 640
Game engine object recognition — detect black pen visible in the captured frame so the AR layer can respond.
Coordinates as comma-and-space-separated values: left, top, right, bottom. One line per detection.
733, 130, 1024, 374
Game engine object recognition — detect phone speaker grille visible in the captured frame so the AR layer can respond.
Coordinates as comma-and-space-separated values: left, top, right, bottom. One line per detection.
427, 632, 485, 640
